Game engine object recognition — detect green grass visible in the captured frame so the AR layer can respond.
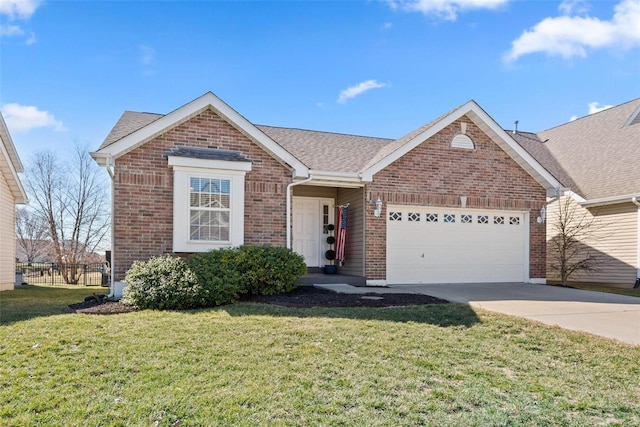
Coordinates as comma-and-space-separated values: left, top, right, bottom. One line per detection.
0, 284, 105, 324
561, 283, 640, 297
2, 286, 639, 426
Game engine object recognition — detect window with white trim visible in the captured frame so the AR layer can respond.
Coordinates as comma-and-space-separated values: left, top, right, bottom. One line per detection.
189, 177, 231, 241
169, 156, 250, 253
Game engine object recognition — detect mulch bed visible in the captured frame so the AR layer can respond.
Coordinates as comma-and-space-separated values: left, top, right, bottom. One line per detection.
68, 286, 449, 315
247, 286, 449, 308
68, 299, 138, 315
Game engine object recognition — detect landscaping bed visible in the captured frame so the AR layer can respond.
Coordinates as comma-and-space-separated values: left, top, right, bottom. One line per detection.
68, 285, 448, 314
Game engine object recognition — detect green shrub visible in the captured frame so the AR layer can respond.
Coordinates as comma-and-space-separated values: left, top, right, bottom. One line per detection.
234, 246, 307, 295
121, 246, 307, 311
186, 248, 245, 306
121, 255, 203, 310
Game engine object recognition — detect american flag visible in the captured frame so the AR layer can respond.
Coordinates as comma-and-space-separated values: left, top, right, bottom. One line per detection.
336, 205, 348, 263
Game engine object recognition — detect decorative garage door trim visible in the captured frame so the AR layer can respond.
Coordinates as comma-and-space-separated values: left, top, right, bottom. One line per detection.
386, 205, 530, 284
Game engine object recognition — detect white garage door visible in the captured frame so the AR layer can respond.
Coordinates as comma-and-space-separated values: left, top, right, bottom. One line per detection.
386, 206, 528, 284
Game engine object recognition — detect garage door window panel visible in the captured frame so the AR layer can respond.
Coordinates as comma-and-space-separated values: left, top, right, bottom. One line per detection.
389, 211, 402, 221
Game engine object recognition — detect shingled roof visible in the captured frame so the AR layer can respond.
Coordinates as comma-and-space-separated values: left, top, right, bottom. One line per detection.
98, 111, 393, 173
100, 96, 640, 200
99, 111, 162, 150
508, 131, 581, 195
536, 98, 640, 200
256, 125, 392, 173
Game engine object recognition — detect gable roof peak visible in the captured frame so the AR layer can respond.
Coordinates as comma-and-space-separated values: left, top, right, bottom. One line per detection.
360, 99, 561, 191
92, 91, 309, 178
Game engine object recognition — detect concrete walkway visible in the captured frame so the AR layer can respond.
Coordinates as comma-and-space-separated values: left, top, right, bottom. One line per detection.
315, 282, 640, 345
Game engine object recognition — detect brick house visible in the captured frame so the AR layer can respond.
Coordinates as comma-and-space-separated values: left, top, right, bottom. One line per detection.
91, 92, 561, 285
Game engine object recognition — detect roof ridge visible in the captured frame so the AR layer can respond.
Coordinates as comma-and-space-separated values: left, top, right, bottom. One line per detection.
540, 97, 640, 133
256, 124, 394, 141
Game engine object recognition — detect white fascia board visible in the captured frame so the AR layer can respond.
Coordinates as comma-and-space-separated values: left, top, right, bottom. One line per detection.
564, 190, 587, 203
311, 170, 362, 180
580, 193, 640, 208
466, 105, 562, 191
94, 92, 309, 178
0, 114, 24, 173
167, 155, 252, 171
306, 170, 365, 187
207, 94, 309, 178
90, 151, 109, 167
360, 100, 561, 190
360, 103, 470, 181
0, 132, 27, 204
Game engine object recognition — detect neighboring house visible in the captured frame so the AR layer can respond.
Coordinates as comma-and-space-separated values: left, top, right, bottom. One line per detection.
0, 113, 27, 291
91, 92, 562, 286
514, 98, 640, 287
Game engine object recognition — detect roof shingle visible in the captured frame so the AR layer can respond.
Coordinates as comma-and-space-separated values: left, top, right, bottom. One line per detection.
536, 98, 640, 200
98, 98, 640, 201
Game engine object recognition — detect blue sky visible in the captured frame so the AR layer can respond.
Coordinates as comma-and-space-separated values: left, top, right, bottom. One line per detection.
1, 0, 639, 162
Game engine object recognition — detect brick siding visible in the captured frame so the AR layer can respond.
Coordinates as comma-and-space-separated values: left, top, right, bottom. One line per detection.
364, 116, 547, 280
112, 109, 292, 280
112, 110, 546, 282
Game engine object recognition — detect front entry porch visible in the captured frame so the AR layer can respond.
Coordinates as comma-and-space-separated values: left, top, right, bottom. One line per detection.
290, 185, 365, 278
296, 269, 366, 287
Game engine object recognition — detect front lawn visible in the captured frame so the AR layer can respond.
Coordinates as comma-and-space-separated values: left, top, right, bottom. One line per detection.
560, 283, 640, 298
1, 285, 639, 426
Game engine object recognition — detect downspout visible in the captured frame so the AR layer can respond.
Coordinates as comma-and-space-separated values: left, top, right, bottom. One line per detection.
105, 156, 117, 298
286, 177, 313, 249
632, 197, 640, 288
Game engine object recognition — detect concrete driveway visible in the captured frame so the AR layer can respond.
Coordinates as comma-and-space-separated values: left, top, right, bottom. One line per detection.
391, 283, 640, 345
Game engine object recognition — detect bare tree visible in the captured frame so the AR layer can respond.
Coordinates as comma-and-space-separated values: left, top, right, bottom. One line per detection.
15, 207, 49, 262
548, 196, 603, 286
25, 146, 110, 284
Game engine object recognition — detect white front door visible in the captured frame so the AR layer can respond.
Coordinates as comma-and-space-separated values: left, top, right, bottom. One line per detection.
292, 197, 334, 267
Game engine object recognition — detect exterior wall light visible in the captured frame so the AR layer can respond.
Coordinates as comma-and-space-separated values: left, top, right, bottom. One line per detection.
537, 207, 546, 224
374, 198, 383, 218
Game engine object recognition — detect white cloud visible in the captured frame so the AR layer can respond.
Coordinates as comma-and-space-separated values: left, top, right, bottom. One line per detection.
569, 101, 614, 122
559, 0, 590, 16
587, 101, 613, 114
383, 22, 393, 30
0, 24, 23, 36
387, 0, 509, 21
0, 0, 42, 20
337, 80, 387, 104
1, 103, 66, 133
0, 0, 42, 44
505, 0, 640, 62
